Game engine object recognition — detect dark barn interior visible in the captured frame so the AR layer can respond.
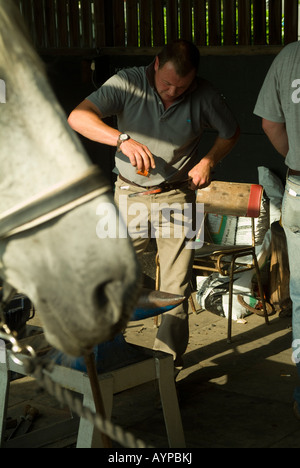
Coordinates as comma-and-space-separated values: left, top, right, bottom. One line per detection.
17, 0, 299, 186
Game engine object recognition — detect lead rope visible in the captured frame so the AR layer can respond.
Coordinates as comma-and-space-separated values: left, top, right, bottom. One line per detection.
0, 322, 152, 449
0, 286, 151, 447
22, 356, 151, 448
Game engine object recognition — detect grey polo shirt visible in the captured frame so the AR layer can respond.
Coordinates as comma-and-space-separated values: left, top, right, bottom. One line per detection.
254, 41, 300, 171
87, 62, 238, 186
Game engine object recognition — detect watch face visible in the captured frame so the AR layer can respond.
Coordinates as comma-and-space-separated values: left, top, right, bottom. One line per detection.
120, 134, 129, 141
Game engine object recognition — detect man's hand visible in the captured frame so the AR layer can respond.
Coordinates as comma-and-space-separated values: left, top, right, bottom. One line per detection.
188, 158, 213, 190
188, 128, 240, 190
119, 139, 156, 173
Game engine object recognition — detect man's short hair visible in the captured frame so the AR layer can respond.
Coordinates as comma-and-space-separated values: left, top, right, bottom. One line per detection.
157, 40, 200, 76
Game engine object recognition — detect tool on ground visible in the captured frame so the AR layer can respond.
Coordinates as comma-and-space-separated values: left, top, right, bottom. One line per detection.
5, 417, 17, 430
8, 405, 40, 439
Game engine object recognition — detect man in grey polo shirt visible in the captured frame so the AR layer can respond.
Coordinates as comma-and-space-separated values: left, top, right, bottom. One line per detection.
68, 40, 239, 371
254, 41, 300, 420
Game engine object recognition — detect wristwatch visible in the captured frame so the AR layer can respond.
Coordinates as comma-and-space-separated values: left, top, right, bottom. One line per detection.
117, 133, 130, 152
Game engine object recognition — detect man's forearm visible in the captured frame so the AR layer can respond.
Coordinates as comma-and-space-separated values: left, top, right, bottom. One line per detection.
202, 126, 241, 168
68, 99, 155, 172
262, 118, 289, 157
68, 99, 120, 146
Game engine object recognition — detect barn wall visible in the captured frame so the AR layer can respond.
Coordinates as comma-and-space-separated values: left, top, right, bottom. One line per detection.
43, 51, 285, 186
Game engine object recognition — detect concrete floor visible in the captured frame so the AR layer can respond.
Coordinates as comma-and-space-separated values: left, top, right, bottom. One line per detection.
122, 304, 300, 448
3, 298, 300, 449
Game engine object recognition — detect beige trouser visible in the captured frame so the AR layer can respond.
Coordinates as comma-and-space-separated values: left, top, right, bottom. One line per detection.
115, 176, 196, 368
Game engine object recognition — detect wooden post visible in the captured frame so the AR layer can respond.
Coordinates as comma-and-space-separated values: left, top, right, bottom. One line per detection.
269, 222, 292, 316
84, 353, 112, 448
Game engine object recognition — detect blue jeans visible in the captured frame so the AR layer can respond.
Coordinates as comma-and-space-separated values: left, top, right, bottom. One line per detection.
281, 172, 300, 409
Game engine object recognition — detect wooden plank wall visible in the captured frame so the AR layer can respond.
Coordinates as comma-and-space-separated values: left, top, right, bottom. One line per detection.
15, 0, 299, 54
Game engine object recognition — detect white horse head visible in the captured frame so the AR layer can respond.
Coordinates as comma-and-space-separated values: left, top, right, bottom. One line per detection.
0, 0, 140, 356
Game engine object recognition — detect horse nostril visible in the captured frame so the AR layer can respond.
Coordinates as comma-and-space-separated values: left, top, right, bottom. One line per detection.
94, 281, 122, 321
94, 282, 109, 307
